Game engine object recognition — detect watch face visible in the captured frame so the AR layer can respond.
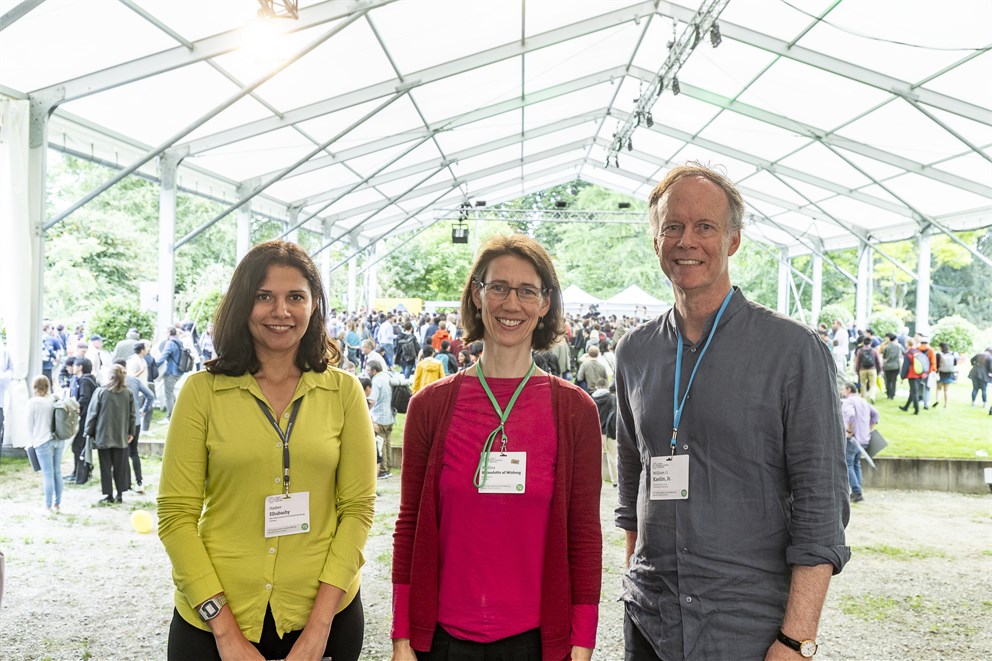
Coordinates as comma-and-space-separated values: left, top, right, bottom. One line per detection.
200, 600, 220, 620
800, 640, 818, 657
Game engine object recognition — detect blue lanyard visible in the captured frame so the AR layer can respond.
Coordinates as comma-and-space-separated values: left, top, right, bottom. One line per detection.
254, 396, 303, 496
671, 289, 734, 455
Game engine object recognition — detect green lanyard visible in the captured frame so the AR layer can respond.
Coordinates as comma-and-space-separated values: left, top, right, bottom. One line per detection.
472, 359, 536, 488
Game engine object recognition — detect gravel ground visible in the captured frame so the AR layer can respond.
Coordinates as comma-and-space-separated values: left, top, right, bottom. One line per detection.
1, 450, 990, 660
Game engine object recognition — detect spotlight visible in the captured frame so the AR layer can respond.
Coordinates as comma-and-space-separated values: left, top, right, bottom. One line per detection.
627, 138, 633, 152
613, 155, 620, 168
452, 223, 469, 244
645, 112, 654, 128
710, 23, 722, 48
555, 200, 568, 209
474, 200, 487, 207
618, 202, 631, 209
672, 77, 680, 96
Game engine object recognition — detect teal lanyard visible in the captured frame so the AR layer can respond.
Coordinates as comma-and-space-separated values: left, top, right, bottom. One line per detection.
473, 359, 536, 488
254, 396, 303, 496
671, 289, 734, 456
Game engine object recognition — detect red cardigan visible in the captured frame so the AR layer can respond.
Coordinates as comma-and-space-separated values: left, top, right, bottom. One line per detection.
392, 371, 603, 661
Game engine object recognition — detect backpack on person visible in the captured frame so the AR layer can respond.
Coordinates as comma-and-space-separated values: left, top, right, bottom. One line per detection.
859, 348, 875, 370
938, 352, 955, 374
391, 383, 413, 414
398, 334, 419, 364
51, 396, 80, 441
171, 339, 195, 373
915, 349, 930, 374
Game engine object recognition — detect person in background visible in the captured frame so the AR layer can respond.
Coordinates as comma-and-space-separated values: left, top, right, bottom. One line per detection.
367, 361, 395, 479
411, 346, 444, 393
67, 358, 98, 483
113, 328, 141, 363
840, 382, 879, 503
853, 337, 882, 403
917, 335, 938, 410
933, 342, 957, 409
435, 340, 457, 376
85, 364, 135, 504
116, 359, 155, 494
899, 338, 927, 415
391, 234, 602, 661
591, 378, 618, 487
455, 349, 472, 372
158, 240, 375, 661
881, 333, 904, 400
968, 347, 992, 409
156, 327, 184, 420
27, 376, 63, 513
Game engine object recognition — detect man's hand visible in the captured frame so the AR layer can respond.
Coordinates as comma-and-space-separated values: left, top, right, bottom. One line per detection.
764, 639, 800, 660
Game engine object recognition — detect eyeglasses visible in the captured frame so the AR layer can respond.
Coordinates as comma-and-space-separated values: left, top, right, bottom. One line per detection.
475, 280, 547, 304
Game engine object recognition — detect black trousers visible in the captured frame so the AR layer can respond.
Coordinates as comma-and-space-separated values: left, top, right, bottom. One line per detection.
624, 607, 664, 661
883, 369, 900, 399
97, 447, 129, 498
415, 626, 541, 661
70, 428, 86, 479
168, 590, 363, 661
127, 426, 143, 487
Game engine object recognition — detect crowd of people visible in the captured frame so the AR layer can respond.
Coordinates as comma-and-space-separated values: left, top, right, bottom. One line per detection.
1, 161, 988, 661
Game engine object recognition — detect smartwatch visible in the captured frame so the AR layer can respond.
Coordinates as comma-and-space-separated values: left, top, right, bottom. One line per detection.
777, 630, 817, 658
197, 594, 228, 622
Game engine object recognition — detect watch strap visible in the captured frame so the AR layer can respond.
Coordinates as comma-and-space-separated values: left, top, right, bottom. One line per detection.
777, 630, 817, 657
197, 594, 228, 621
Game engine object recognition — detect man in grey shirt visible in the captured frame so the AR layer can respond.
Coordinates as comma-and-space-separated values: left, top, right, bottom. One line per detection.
615, 163, 850, 661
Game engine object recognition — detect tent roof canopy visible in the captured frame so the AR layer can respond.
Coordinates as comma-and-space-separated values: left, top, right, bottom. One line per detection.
2, 0, 989, 256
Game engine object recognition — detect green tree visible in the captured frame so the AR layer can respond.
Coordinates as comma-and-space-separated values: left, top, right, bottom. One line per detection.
88, 300, 156, 345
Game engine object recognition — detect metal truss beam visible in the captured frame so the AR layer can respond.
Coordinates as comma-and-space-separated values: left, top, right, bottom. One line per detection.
31, 0, 396, 102
290, 110, 605, 208
0, 0, 45, 32
175, 0, 657, 153
662, 2, 990, 125
627, 69, 991, 199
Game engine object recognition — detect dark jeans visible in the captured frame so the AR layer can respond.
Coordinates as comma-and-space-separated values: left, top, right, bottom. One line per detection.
624, 608, 664, 661
98, 447, 129, 498
972, 377, 988, 405
168, 590, 364, 661
70, 429, 86, 479
128, 426, 143, 487
415, 626, 541, 661
903, 378, 922, 413
883, 369, 900, 399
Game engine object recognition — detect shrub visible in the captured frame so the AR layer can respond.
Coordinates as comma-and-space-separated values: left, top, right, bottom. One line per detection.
868, 309, 904, 338
930, 315, 978, 354
181, 288, 223, 335
89, 300, 155, 345
818, 303, 852, 329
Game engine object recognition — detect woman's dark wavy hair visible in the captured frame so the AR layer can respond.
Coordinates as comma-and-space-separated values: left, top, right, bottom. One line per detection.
207, 241, 338, 376
459, 233, 564, 352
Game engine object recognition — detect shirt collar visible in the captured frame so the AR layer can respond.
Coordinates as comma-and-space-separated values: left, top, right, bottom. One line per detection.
212, 369, 338, 399
665, 286, 745, 343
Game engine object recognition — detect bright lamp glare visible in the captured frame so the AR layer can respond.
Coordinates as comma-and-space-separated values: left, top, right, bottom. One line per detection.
242, 18, 292, 64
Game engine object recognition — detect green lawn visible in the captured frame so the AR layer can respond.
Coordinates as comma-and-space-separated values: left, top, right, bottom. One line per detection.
142, 380, 990, 461
870, 380, 991, 459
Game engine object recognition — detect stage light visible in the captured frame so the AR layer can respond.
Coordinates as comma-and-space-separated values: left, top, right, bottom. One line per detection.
452, 223, 469, 244
672, 77, 681, 95
710, 23, 722, 48
555, 200, 568, 209
618, 202, 631, 209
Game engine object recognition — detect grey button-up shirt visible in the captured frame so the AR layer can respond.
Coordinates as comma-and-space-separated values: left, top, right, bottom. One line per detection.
615, 289, 851, 661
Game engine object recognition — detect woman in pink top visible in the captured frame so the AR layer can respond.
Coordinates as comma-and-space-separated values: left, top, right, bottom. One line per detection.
391, 235, 603, 661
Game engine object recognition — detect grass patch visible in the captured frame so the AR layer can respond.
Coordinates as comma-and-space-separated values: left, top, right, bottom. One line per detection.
857, 544, 946, 560
376, 550, 392, 567
840, 593, 935, 621
869, 381, 992, 458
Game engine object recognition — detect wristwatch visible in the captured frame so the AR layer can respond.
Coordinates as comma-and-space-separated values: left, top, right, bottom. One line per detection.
777, 630, 818, 658
197, 594, 228, 622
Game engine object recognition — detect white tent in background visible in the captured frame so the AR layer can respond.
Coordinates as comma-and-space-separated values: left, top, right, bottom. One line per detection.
601, 285, 670, 318
561, 284, 603, 315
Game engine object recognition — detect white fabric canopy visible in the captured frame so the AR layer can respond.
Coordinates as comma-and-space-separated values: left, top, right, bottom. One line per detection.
601, 284, 670, 318
561, 284, 604, 314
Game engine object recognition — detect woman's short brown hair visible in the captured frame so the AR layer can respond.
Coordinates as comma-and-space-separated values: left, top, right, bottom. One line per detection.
459, 234, 564, 352
208, 240, 338, 376
32, 375, 50, 396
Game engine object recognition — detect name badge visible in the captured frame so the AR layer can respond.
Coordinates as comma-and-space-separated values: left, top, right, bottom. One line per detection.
264, 491, 311, 538
650, 455, 689, 500
478, 451, 527, 494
